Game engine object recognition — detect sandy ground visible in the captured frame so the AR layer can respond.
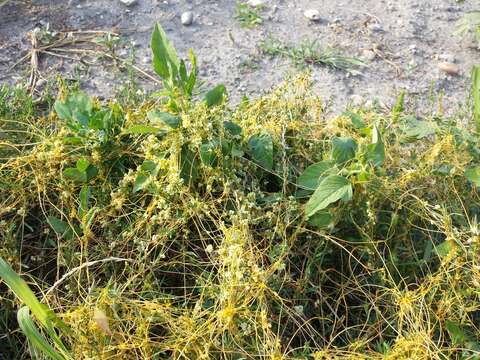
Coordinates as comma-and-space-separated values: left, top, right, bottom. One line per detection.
0, 0, 479, 115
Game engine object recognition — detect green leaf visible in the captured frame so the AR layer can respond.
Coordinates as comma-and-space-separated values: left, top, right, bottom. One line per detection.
76, 158, 90, 172
133, 174, 149, 193
446, 320, 466, 345
343, 111, 365, 129
0, 258, 55, 328
366, 125, 385, 166
78, 186, 90, 218
307, 209, 334, 229
180, 146, 199, 184
297, 161, 336, 190
147, 110, 181, 129
132, 161, 159, 193
151, 23, 180, 81
332, 137, 357, 164
140, 160, 159, 175
200, 142, 218, 166
186, 49, 197, 95
123, 125, 164, 135
204, 84, 226, 107
63, 168, 87, 183
55, 92, 93, 131
472, 65, 480, 132
465, 167, 480, 187
47, 216, 79, 240
179, 59, 188, 84
435, 240, 454, 258
85, 165, 98, 182
47, 216, 69, 235
247, 132, 273, 171
223, 121, 242, 136
400, 117, 437, 142
17, 307, 66, 360
305, 175, 352, 218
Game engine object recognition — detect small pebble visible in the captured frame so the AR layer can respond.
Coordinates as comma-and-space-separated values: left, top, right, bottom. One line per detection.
119, 0, 137, 6
361, 49, 376, 61
247, 0, 265, 7
304, 9, 321, 21
181, 11, 194, 26
368, 23, 383, 32
438, 61, 460, 75
350, 94, 365, 107
438, 53, 455, 63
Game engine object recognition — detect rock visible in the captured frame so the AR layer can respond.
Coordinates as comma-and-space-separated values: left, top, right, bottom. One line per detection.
304, 9, 321, 21
368, 23, 383, 32
247, 0, 265, 7
350, 94, 365, 107
437, 61, 460, 75
119, 0, 137, 6
361, 49, 376, 61
438, 53, 455, 63
181, 11, 194, 26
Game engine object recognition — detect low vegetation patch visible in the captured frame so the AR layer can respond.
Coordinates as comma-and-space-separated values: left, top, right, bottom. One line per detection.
1, 23, 480, 359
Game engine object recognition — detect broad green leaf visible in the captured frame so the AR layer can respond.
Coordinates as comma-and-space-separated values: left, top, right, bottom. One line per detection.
223, 121, 242, 136
305, 175, 352, 218
147, 110, 181, 129
151, 23, 180, 81
332, 137, 357, 164
63, 168, 87, 183
133, 174, 149, 193
123, 125, 164, 135
297, 161, 336, 190
465, 167, 480, 187
54, 91, 93, 128
247, 132, 273, 171
85, 165, 98, 182
343, 111, 365, 128
366, 125, 385, 167
400, 117, 437, 141
446, 320, 466, 345
54, 101, 72, 122
307, 209, 334, 229
180, 146, 199, 184
231, 146, 244, 157
204, 84, 226, 107
17, 307, 66, 360
259, 193, 282, 205
140, 160, 159, 175
47, 216, 69, 235
76, 158, 90, 172
133, 161, 159, 193
47, 216, 79, 240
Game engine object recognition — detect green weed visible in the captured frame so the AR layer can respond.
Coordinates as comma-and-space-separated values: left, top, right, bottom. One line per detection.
235, 2, 264, 29
260, 37, 365, 74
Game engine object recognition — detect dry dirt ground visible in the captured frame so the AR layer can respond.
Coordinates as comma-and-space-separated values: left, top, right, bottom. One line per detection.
0, 0, 479, 115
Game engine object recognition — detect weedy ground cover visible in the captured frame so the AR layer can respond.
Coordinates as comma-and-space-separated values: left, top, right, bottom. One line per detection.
1, 23, 480, 359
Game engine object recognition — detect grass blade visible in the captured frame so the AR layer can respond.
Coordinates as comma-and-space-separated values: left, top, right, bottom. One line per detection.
472, 65, 480, 131
17, 307, 66, 360
0, 257, 55, 327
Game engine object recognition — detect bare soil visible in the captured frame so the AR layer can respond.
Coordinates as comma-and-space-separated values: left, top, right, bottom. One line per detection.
0, 0, 478, 114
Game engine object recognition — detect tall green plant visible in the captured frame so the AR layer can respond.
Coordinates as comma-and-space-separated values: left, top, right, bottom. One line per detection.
472, 65, 480, 132
0, 257, 71, 359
